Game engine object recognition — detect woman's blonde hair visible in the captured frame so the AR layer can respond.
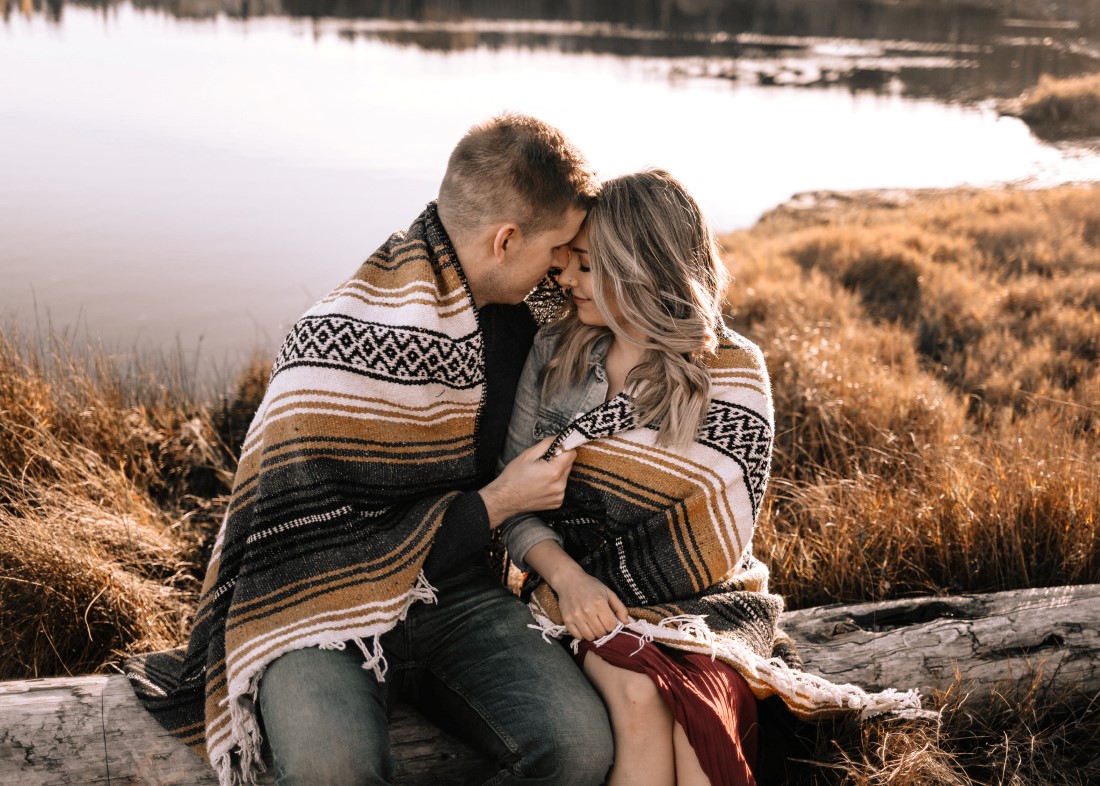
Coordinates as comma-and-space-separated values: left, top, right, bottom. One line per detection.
542, 169, 729, 448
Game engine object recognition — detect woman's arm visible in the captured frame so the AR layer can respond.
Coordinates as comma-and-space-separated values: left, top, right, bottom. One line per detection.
499, 327, 559, 470
499, 514, 563, 571
524, 539, 629, 641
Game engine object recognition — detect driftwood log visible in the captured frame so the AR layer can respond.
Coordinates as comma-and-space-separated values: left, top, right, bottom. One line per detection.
2, 584, 1098, 785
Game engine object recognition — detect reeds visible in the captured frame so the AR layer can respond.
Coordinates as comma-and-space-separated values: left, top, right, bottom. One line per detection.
0, 328, 263, 678
1008, 73, 1100, 141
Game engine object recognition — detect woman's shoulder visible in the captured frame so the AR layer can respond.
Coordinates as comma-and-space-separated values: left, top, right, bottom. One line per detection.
706, 325, 773, 416
530, 319, 568, 357
711, 325, 768, 374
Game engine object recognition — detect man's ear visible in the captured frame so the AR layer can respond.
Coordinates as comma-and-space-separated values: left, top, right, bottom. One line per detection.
492, 224, 519, 263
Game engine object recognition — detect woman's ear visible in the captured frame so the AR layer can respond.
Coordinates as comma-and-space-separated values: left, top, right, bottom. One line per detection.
492, 224, 519, 263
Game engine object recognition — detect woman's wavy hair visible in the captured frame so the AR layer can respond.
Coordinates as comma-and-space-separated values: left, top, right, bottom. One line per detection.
541, 169, 729, 448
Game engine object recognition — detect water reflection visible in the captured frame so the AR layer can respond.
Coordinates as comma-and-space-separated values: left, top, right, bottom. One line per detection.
7, 0, 1100, 102
4, 0, 1100, 370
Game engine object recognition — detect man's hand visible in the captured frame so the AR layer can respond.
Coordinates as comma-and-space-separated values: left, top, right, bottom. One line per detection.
480, 437, 575, 528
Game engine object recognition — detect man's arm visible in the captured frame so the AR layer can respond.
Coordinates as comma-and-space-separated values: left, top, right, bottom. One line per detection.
420, 438, 573, 581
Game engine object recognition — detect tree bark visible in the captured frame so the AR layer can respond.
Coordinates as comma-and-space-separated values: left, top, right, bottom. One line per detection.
2, 584, 1098, 784
780, 583, 1100, 704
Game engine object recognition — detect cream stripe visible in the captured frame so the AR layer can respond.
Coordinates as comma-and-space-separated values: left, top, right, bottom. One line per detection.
335, 279, 465, 302
204, 707, 233, 758
242, 398, 478, 462
582, 437, 745, 567
321, 287, 470, 312
244, 389, 479, 455
228, 591, 417, 680
712, 381, 769, 398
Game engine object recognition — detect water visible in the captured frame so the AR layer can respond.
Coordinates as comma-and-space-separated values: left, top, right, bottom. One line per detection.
3, 0, 1099, 371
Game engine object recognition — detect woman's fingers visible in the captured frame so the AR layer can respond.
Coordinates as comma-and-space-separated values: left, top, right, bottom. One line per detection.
594, 606, 621, 634
607, 591, 630, 625
566, 608, 622, 641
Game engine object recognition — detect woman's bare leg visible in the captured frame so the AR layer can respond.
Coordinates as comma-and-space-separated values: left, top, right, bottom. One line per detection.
672, 720, 712, 786
582, 652, 676, 786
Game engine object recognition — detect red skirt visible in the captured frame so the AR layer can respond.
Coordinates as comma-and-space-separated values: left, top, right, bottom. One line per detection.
576, 633, 758, 786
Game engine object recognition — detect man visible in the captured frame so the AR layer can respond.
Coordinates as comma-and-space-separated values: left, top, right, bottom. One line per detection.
126, 113, 613, 785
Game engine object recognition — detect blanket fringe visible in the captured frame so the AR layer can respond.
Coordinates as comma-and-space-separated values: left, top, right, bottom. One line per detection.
528, 600, 930, 722
211, 570, 440, 785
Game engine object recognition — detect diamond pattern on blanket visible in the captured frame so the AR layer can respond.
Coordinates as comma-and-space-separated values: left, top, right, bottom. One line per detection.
700, 401, 772, 515
273, 315, 485, 388
571, 394, 638, 439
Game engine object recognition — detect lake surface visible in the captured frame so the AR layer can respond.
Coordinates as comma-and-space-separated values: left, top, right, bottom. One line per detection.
3, 0, 1100, 375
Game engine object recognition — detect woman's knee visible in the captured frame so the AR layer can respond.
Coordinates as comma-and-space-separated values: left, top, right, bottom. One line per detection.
586, 656, 666, 719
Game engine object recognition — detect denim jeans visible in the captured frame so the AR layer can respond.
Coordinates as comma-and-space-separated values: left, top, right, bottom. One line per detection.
257, 566, 614, 786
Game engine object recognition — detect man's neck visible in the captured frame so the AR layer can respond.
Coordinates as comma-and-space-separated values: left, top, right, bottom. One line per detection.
440, 217, 490, 309
450, 236, 492, 309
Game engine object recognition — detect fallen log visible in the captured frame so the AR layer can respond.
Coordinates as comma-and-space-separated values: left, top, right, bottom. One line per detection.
2, 584, 1097, 785
781, 583, 1100, 703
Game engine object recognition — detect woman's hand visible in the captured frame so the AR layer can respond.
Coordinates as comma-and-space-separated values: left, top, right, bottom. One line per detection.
524, 540, 631, 641
556, 570, 631, 642
480, 437, 575, 528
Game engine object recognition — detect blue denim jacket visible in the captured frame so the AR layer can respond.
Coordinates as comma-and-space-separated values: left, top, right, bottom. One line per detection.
499, 325, 612, 570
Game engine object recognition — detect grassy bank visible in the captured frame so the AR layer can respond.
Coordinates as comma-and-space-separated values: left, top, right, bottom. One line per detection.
1, 183, 1097, 782
1006, 72, 1100, 140
719, 183, 1100, 784
726, 185, 1100, 608
0, 332, 265, 678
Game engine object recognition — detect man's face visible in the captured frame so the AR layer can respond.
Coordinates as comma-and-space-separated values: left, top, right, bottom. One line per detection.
498, 206, 587, 303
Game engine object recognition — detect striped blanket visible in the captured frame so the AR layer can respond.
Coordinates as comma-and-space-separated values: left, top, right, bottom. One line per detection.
525, 329, 923, 720
125, 203, 499, 784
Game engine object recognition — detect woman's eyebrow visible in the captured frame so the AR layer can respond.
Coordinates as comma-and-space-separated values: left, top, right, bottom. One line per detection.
570, 245, 589, 254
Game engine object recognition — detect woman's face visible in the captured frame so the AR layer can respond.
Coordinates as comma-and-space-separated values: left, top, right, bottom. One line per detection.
555, 226, 609, 327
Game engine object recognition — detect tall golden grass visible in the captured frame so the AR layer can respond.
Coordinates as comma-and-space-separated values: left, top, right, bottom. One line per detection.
718, 184, 1100, 784
1009, 73, 1100, 141
0, 184, 1097, 782
0, 331, 265, 678
723, 186, 1099, 609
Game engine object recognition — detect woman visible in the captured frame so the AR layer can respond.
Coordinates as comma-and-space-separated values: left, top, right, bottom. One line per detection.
496, 170, 921, 786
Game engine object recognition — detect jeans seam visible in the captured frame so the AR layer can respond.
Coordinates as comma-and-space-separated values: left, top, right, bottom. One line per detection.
428, 665, 522, 780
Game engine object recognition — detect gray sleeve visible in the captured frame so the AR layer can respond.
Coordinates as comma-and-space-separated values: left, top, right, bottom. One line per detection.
499, 513, 563, 572
499, 327, 559, 471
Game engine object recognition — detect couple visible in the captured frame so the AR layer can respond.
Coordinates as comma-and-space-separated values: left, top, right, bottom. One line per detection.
126, 114, 919, 786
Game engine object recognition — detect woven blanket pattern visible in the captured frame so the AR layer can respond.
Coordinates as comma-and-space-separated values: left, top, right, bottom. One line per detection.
125, 204, 483, 784
528, 330, 923, 720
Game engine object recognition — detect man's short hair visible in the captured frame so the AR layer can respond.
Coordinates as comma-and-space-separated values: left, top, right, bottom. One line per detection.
438, 113, 599, 240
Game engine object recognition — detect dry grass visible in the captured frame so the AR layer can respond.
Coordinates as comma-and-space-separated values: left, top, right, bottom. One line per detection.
1, 183, 1097, 781
776, 671, 1100, 786
1008, 73, 1100, 141
724, 185, 1100, 608
719, 184, 1100, 784
0, 329, 266, 678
